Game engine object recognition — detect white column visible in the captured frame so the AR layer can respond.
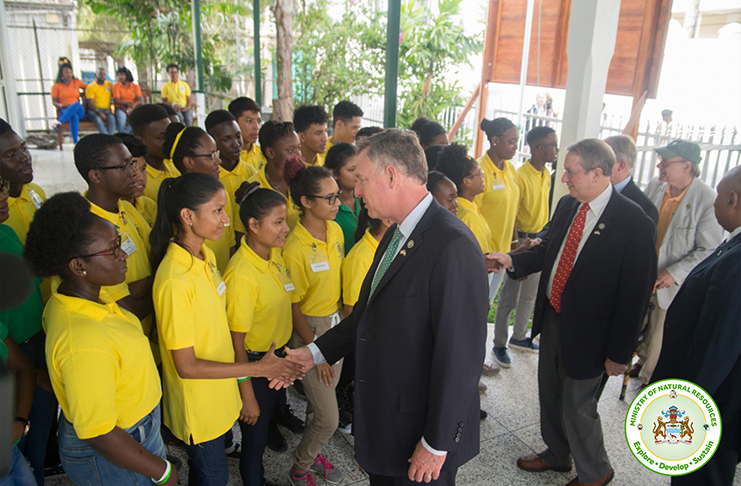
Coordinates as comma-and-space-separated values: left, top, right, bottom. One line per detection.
552, 0, 622, 206
0, 0, 24, 136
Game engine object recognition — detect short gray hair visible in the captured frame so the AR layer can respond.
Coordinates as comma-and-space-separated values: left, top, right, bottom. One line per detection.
355, 129, 428, 184
604, 135, 637, 170
567, 138, 615, 176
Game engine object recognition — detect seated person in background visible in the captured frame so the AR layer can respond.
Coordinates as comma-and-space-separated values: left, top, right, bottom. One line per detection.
114, 133, 158, 227
51, 58, 86, 143
205, 109, 256, 238
112, 67, 143, 134
161, 123, 237, 273
128, 104, 178, 201
426, 171, 458, 214
418, 121, 448, 149
324, 143, 360, 254
160, 64, 194, 126
157, 103, 181, 125
85, 67, 116, 135
326, 100, 363, 153
228, 97, 266, 171
294, 105, 329, 167
24, 192, 178, 485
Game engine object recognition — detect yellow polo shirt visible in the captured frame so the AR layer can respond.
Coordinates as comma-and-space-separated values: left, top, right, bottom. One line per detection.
247, 166, 301, 231
474, 154, 520, 253
143, 159, 181, 202
282, 221, 344, 317
133, 196, 158, 228
241, 144, 267, 171
515, 160, 551, 233
43, 282, 161, 440
84, 81, 113, 110
203, 196, 236, 274
153, 243, 241, 444
220, 159, 257, 234
161, 80, 191, 107
457, 197, 494, 254
224, 242, 293, 352
5, 183, 46, 244
656, 184, 690, 252
342, 229, 379, 307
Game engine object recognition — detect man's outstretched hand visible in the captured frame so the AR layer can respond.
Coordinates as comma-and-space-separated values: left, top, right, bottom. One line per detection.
268, 346, 316, 389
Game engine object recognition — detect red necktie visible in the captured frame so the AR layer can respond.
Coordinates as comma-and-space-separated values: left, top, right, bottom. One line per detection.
551, 203, 590, 313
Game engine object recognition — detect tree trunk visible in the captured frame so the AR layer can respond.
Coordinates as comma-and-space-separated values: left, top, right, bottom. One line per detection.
272, 0, 295, 121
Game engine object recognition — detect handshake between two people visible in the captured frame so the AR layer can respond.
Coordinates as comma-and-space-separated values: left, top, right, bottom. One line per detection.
485, 237, 541, 274
264, 345, 316, 390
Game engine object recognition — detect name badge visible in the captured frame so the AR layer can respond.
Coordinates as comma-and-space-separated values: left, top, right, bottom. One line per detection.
29, 189, 44, 209
283, 283, 295, 292
120, 235, 138, 256
216, 280, 227, 296
310, 261, 330, 273
491, 184, 505, 191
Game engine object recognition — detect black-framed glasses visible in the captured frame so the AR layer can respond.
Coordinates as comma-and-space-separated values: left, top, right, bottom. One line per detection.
306, 192, 342, 205
96, 161, 137, 176
74, 235, 122, 260
190, 152, 220, 162
0, 179, 9, 195
465, 169, 485, 179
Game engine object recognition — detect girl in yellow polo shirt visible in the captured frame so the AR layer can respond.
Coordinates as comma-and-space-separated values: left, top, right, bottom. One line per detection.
162, 122, 237, 273
436, 143, 493, 254
224, 187, 293, 485
24, 192, 177, 485
150, 173, 304, 485
282, 157, 345, 485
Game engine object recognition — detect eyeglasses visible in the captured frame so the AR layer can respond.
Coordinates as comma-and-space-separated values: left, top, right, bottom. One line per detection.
563, 168, 589, 178
306, 192, 342, 205
74, 235, 122, 260
539, 143, 559, 148
465, 169, 485, 179
96, 161, 138, 177
191, 152, 220, 162
657, 157, 686, 168
0, 179, 9, 195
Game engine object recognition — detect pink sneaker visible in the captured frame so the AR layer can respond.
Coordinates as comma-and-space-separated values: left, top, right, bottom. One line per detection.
289, 470, 317, 486
310, 453, 343, 484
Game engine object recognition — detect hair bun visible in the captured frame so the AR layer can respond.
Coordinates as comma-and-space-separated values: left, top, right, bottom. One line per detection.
283, 156, 307, 186
479, 118, 491, 131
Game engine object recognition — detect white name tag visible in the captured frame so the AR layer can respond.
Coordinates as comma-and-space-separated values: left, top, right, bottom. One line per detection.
310, 261, 330, 273
217, 280, 227, 296
120, 236, 138, 256
491, 184, 506, 191
29, 189, 44, 209
283, 283, 295, 292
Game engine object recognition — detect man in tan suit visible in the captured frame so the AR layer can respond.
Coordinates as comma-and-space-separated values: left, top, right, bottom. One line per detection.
636, 140, 723, 383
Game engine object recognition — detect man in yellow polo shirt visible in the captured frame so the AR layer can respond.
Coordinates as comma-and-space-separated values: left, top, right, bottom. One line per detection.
161, 64, 194, 126
85, 67, 116, 134
228, 97, 266, 171
322, 100, 363, 158
492, 127, 556, 366
294, 105, 328, 167
128, 104, 180, 201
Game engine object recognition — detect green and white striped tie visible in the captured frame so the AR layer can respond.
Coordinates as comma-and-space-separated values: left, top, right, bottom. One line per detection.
369, 227, 404, 301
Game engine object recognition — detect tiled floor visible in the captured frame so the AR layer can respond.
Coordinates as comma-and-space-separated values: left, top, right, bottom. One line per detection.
31, 145, 738, 485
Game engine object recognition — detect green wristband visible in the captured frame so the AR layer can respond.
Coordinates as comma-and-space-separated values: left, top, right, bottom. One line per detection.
237, 376, 251, 383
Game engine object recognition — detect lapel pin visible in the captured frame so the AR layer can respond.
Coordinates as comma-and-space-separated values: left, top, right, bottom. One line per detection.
400, 249, 407, 256
598, 223, 605, 230
407, 240, 414, 249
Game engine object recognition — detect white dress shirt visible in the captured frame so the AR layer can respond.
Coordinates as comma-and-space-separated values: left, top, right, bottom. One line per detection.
546, 184, 613, 299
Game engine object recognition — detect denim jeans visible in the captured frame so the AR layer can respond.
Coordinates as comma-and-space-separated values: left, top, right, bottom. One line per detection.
58, 404, 166, 485
58, 103, 85, 142
0, 447, 36, 486
185, 433, 229, 486
114, 109, 132, 134
18, 338, 55, 486
87, 109, 116, 134
238, 376, 281, 484
176, 109, 193, 127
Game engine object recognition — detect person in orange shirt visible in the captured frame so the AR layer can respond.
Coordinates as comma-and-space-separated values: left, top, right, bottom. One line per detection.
112, 66, 143, 134
50, 58, 86, 143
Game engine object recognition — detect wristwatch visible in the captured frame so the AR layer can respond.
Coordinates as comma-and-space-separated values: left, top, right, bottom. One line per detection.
14, 417, 30, 436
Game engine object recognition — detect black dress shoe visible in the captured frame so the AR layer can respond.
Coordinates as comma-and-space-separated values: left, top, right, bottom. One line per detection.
480, 409, 488, 421
275, 404, 305, 434
266, 420, 288, 452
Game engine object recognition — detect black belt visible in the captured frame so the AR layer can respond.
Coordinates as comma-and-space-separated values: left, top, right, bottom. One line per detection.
518, 231, 539, 239
246, 345, 287, 362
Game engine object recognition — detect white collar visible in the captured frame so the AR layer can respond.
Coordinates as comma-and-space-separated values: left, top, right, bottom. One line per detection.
581, 183, 613, 218
398, 193, 434, 239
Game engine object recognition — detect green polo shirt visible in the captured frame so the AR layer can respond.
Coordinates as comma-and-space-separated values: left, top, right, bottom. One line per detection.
335, 197, 361, 255
0, 225, 44, 344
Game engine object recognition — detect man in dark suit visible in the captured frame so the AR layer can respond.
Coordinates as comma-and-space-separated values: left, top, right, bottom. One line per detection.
286, 129, 489, 485
651, 166, 741, 486
604, 135, 659, 224
489, 139, 657, 486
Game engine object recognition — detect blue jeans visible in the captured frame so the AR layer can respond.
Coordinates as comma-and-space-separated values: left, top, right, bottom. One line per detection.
58, 103, 85, 142
0, 447, 36, 486
176, 109, 193, 127
114, 109, 132, 134
87, 109, 116, 134
239, 377, 281, 485
185, 433, 229, 486
18, 338, 54, 486
58, 404, 166, 485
